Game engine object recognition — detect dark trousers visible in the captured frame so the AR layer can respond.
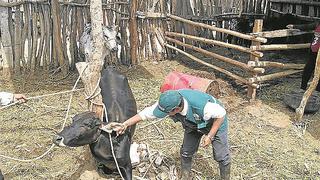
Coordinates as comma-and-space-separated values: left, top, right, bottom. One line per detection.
301, 51, 320, 91
180, 128, 231, 169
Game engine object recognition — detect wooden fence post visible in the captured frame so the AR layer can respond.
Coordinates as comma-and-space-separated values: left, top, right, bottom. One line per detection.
129, 0, 138, 64
52, 0, 67, 74
247, 19, 263, 100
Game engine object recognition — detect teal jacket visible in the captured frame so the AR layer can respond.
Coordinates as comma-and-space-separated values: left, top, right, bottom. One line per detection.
172, 89, 228, 132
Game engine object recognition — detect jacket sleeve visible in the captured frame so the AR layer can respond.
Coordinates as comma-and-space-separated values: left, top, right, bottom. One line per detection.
0, 92, 14, 106
138, 102, 158, 120
203, 102, 226, 120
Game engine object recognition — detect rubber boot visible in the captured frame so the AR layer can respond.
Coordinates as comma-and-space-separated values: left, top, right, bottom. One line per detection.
219, 162, 231, 180
180, 156, 192, 180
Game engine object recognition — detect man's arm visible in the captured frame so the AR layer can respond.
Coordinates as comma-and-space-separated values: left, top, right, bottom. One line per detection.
116, 102, 158, 135
0, 92, 14, 106
0, 92, 27, 106
202, 116, 224, 147
116, 114, 143, 135
202, 101, 226, 147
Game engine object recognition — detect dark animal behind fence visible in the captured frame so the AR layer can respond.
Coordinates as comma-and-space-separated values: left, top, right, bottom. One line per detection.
227, 18, 254, 47
264, 14, 312, 44
53, 66, 137, 179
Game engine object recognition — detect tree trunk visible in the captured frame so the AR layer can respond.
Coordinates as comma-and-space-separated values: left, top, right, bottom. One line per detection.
75, 0, 105, 118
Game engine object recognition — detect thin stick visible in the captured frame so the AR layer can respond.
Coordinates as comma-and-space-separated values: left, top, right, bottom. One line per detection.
295, 50, 320, 121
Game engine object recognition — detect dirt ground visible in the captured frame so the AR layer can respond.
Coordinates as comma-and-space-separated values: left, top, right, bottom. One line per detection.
0, 48, 320, 179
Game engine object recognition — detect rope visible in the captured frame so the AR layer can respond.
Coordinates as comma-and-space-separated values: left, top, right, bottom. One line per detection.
0, 65, 88, 162
85, 77, 101, 100
103, 103, 124, 180
0, 88, 84, 110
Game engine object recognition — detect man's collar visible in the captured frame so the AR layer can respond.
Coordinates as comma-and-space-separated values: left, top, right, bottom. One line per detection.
179, 98, 188, 116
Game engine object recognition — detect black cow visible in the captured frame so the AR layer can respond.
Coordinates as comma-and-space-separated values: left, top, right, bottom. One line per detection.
227, 18, 254, 47
53, 67, 137, 179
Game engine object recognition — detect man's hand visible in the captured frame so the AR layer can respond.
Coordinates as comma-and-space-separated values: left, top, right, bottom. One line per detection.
14, 94, 27, 103
114, 123, 128, 136
201, 135, 212, 147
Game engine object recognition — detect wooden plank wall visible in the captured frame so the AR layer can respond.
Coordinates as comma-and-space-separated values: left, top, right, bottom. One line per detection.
269, 0, 320, 20
0, 0, 319, 75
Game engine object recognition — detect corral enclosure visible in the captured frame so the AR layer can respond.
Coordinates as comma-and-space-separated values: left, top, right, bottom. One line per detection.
0, 0, 320, 179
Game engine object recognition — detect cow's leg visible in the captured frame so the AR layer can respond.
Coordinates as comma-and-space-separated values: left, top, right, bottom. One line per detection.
119, 164, 132, 180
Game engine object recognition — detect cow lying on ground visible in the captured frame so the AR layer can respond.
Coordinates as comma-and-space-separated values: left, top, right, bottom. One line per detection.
53, 67, 137, 179
79, 24, 121, 62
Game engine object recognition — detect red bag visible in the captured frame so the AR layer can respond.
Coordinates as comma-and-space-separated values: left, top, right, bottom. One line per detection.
311, 25, 320, 53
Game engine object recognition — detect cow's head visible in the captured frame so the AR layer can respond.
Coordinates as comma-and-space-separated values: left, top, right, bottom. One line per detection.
103, 25, 120, 52
53, 112, 102, 147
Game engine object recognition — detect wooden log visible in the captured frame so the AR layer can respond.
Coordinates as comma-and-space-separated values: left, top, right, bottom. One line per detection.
165, 31, 263, 58
135, 12, 266, 20
14, 6, 22, 74
21, 3, 30, 71
52, 0, 67, 74
37, 5, 46, 69
164, 42, 257, 87
26, 4, 33, 70
43, 4, 51, 70
248, 69, 302, 83
248, 61, 305, 69
269, 0, 320, 6
251, 43, 310, 51
167, 14, 267, 43
119, 4, 129, 63
150, 20, 160, 61
69, 8, 75, 66
31, 5, 38, 72
248, 19, 263, 100
250, 29, 313, 38
295, 50, 320, 121
165, 36, 258, 72
129, 0, 138, 64
61, 6, 70, 69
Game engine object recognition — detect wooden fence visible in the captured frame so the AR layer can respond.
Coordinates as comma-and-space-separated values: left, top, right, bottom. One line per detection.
0, 0, 131, 76
163, 12, 316, 98
0, 0, 272, 75
0, 0, 318, 88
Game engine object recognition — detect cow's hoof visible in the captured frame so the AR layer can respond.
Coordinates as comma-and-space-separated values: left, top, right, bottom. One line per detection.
96, 164, 112, 177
